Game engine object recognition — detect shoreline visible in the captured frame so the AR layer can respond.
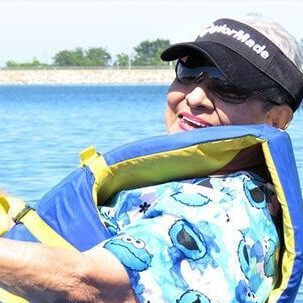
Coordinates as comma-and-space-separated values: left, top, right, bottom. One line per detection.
0, 69, 175, 84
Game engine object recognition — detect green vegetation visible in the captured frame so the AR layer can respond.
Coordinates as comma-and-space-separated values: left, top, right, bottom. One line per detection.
113, 53, 130, 67
131, 39, 171, 66
6, 57, 48, 68
53, 47, 111, 67
5, 39, 171, 68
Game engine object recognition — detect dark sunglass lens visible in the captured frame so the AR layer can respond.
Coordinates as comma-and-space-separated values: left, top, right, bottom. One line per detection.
176, 60, 227, 84
176, 60, 206, 84
209, 80, 251, 104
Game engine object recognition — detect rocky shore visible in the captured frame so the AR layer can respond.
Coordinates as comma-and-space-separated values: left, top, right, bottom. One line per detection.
0, 68, 175, 84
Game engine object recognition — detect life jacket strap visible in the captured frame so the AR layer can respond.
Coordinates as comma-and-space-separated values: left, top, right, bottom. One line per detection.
1, 195, 77, 250
13, 206, 33, 224
17, 207, 77, 250
0, 195, 78, 302
80, 146, 99, 165
79, 146, 112, 206
0, 196, 26, 236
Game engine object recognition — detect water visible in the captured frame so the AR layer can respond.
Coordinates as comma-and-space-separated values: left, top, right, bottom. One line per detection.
0, 85, 302, 300
0, 85, 166, 201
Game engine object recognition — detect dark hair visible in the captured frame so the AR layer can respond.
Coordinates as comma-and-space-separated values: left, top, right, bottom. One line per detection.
248, 86, 294, 111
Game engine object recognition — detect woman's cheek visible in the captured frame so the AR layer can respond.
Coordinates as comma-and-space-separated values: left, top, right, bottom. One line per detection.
165, 105, 176, 133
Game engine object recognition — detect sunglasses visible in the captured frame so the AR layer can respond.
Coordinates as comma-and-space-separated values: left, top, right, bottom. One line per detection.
175, 59, 284, 105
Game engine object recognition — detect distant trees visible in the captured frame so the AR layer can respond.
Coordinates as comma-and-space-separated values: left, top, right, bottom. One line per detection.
4, 38, 172, 68
6, 57, 47, 68
131, 39, 171, 66
53, 48, 85, 66
114, 53, 130, 67
53, 47, 111, 67
86, 47, 111, 66
113, 39, 171, 67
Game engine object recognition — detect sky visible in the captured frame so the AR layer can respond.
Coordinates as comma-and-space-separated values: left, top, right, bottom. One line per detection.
0, 0, 302, 66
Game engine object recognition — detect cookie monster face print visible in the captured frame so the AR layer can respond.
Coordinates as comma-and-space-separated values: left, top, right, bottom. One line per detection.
237, 231, 265, 279
235, 280, 258, 303
171, 191, 211, 207
177, 289, 211, 303
244, 179, 267, 209
104, 235, 152, 271
169, 220, 207, 260
102, 171, 280, 302
237, 237, 251, 278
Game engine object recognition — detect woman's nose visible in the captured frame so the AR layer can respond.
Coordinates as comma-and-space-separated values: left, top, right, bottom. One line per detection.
185, 86, 215, 110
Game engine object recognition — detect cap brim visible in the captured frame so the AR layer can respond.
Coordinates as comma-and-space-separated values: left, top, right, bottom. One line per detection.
161, 41, 278, 91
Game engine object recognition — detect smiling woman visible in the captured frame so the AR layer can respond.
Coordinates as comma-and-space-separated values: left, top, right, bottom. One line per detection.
0, 13, 303, 303
166, 81, 272, 132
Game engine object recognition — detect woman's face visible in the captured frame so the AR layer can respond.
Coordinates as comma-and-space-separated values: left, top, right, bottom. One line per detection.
165, 79, 269, 134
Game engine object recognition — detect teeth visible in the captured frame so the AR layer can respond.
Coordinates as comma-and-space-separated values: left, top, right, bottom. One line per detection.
183, 117, 206, 127
178, 113, 210, 128
183, 118, 206, 126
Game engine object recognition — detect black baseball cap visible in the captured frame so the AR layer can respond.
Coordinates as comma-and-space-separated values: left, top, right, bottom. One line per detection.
161, 18, 303, 111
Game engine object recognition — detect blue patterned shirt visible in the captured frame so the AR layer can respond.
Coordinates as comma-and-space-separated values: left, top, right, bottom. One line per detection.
99, 171, 280, 303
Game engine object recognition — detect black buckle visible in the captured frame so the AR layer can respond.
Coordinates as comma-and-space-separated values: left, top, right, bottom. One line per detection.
13, 206, 34, 224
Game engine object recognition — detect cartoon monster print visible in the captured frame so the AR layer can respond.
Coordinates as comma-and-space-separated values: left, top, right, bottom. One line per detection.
177, 289, 211, 303
263, 238, 277, 277
168, 220, 209, 288
236, 232, 278, 302
243, 178, 268, 209
98, 206, 120, 235
171, 190, 211, 207
196, 176, 241, 209
235, 280, 258, 303
114, 190, 143, 225
195, 177, 230, 198
104, 234, 152, 271
237, 231, 264, 279
236, 232, 263, 302
104, 234, 153, 302
169, 220, 207, 260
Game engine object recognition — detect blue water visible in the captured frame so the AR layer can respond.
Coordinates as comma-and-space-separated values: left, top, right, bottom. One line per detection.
0, 85, 302, 300
0, 85, 166, 201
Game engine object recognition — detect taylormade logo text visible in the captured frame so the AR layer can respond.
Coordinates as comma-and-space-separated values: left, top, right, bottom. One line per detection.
204, 23, 270, 59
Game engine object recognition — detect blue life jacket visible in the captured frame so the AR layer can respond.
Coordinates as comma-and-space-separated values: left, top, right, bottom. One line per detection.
1, 124, 302, 303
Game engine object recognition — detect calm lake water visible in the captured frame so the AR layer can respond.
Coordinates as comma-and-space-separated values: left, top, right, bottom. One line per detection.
0, 85, 302, 301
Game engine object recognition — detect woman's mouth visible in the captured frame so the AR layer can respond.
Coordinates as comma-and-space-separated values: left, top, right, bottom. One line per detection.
178, 113, 211, 131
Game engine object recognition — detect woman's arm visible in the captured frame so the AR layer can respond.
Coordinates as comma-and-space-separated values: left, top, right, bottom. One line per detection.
0, 238, 136, 303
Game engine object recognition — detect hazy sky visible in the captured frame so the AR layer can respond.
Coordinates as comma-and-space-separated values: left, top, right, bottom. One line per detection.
0, 0, 302, 66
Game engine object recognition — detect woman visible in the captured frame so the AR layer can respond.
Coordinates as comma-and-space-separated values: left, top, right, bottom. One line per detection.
0, 15, 302, 303
97, 17, 302, 302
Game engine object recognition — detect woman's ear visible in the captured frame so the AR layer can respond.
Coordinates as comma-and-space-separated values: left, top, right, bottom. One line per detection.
265, 105, 293, 129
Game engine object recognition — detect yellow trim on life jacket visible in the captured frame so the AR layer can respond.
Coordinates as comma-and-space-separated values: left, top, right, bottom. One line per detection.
0, 196, 78, 303
1, 196, 77, 251
262, 142, 294, 303
84, 136, 261, 205
80, 146, 112, 206
0, 131, 299, 303
19, 209, 77, 251
0, 289, 28, 303
0, 196, 28, 236
82, 136, 295, 302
